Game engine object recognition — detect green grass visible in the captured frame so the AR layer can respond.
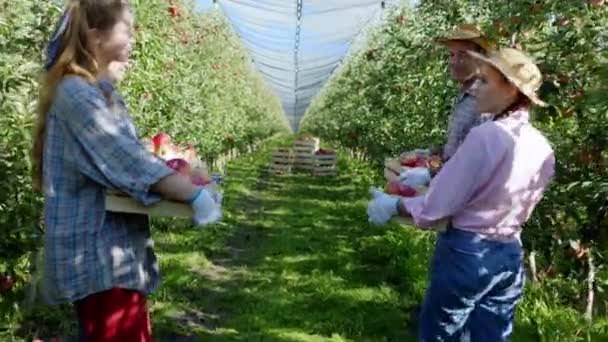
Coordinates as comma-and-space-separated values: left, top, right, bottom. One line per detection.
4, 137, 607, 341
146, 137, 608, 342
150, 138, 420, 341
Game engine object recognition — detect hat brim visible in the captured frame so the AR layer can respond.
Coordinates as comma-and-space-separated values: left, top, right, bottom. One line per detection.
468, 51, 547, 107
436, 36, 494, 53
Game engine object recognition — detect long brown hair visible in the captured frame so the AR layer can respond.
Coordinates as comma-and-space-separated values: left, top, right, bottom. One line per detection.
32, 0, 130, 191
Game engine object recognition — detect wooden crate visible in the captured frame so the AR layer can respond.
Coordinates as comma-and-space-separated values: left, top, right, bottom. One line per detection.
269, 149, 293, 174
105, 190, 193, 217
293, 137, 320, 171
384, 158, 410, 182
294, 137, 320, 153
293, 152, 315, 171
312, 153, 337, 176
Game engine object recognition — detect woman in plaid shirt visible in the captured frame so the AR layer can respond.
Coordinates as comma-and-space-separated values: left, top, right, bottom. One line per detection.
32, 1, 220, 340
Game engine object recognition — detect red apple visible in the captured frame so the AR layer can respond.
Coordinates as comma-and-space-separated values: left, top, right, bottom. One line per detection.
152, 132, 171, 156
152, 132, 171, 147
0, 276, 14, 293
166, 158, 191, 175
415, 156, 429, 168
385, 180, 418, 197
398, 184, 418, 197
385, 180, 402, 195
400, 155, 417, 167
168, 4, 181, 17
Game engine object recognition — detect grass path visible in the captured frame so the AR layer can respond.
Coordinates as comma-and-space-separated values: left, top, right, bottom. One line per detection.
151, 140, 427, 341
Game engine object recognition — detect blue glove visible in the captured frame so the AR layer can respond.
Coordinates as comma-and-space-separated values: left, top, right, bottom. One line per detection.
367, 188, 400, 225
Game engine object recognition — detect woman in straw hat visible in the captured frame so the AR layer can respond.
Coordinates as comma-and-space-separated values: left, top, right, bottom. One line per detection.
436, 24, 495, 160
367, 48, 555, 341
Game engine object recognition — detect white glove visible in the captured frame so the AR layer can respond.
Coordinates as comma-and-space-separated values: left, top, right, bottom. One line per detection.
400, 167, 431, 188
190, 188, 222, 226
367, 188, 400, 225
202, 184, 223, 204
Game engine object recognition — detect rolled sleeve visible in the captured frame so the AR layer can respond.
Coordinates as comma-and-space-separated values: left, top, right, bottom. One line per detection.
55, 77, 174, 205
405, 127, 492, 228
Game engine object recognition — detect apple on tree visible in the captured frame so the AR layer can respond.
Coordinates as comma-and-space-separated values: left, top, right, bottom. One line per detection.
0, 275, 14, 293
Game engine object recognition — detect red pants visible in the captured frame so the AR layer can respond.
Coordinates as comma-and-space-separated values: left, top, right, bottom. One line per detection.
75, 288, 152, 342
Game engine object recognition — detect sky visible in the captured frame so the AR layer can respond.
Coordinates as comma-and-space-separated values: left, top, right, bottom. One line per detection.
194, 0, 418, 130
195, 0, 215, 12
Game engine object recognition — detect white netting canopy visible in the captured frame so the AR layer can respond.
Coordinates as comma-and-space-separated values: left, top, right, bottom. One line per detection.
214, 0, 416, 131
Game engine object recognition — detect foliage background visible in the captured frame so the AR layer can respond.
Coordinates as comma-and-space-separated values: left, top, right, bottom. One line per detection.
0, 0, 287, 337
302, 0, 608, 338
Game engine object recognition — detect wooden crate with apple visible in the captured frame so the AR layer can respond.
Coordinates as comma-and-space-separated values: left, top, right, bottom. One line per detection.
269, 148, 294, 174
384, 149, 443, 182
312, 149, 337, 176
293, 136, 320, 171
104, 132, 218, 217
383, 149, 448, 231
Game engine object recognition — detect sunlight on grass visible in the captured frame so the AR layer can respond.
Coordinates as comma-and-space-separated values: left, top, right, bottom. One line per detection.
267, 329, 350, 342
140, 138, 608, 341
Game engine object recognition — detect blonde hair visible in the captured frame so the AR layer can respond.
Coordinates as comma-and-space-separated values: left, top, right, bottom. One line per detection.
32, 0, 130, 191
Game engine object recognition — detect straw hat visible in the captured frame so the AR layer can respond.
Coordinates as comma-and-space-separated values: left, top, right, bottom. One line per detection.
468, 48, 547, 107
437, 24, 494, 53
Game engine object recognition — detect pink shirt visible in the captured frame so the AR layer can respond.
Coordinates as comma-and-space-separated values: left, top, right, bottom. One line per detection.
404, 110, 555, 241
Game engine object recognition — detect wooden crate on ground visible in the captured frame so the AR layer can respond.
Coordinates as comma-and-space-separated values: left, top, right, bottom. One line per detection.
293, 137, 320, 171
294, 152, 315, 171
312, 152, 337, 176
294, 137, 320, 152
269, 148, 293, 174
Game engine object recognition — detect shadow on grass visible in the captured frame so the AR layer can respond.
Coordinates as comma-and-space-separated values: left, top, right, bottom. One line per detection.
152, 141, 416, 341
151, 139, 562, 342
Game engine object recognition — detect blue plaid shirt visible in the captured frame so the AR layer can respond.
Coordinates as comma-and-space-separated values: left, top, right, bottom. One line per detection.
41, 76, 174, 304
443, 81, 493, 160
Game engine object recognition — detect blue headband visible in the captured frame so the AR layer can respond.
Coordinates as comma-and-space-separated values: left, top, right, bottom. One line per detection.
44, 9, 71, 71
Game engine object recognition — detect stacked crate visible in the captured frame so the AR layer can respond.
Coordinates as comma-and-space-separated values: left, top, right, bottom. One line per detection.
268, 148, 294, 174
293, 137, 320, 171
312, 151, 337, 176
